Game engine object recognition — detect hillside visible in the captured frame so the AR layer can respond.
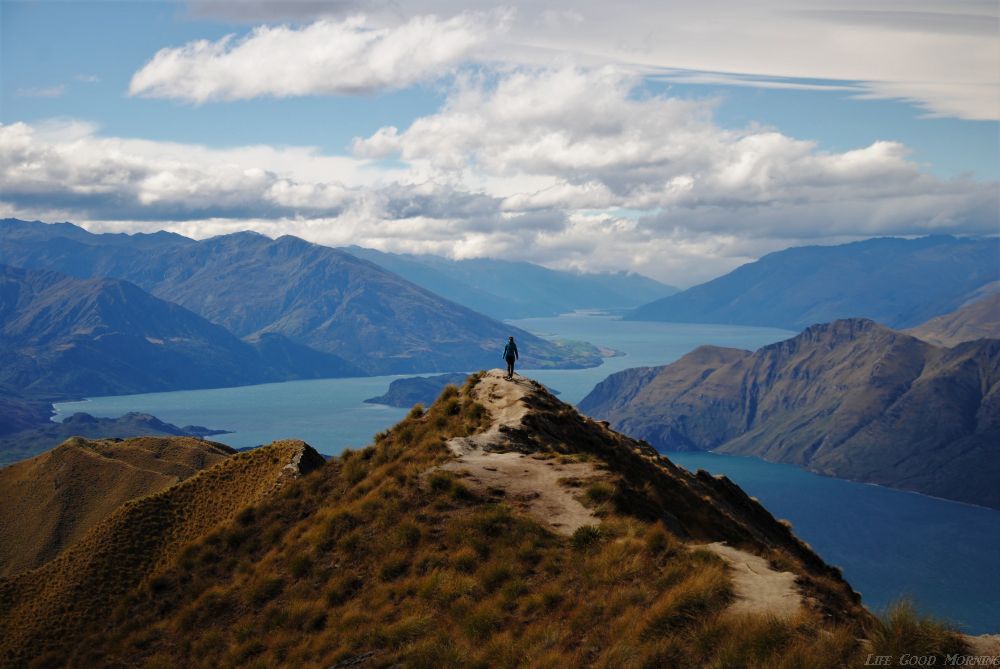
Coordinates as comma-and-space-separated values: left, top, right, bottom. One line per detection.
0, 438, 324, 666
0, 219, 602, 374
580, 319, 1000, 509
0, 411, 230, 466
344, 246, 677, 318
626, 236, 999, 330
0, 263, 359, 397
0, 390, 53, 436
1, 370, 977, 667
905, 292, 1000, 347
0, 436, 234, 576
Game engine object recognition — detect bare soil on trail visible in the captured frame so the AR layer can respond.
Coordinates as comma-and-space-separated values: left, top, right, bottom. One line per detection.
703, 541, 804, 619
442, 370, 600, 536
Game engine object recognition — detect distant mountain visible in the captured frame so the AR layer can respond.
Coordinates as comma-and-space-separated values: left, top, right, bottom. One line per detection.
0, 264, 359, 397
363, 373, 472, 407
626, 236, 999, 330
0, 219, 601, 373
0, 411, 230, 466
0, 436, 234, 576
0, 390, 52, 436
580, 319, 1000, 509
344, 246, 677, 318
905, 292, 1000, 347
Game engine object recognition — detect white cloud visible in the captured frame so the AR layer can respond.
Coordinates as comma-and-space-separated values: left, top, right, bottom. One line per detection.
173, 1, 998, 120
354, 66, 995, 219
1, 108, 995, 287
129, 12, 505, 102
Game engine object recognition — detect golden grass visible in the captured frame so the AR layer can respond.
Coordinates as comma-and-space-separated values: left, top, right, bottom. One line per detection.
0, 436, 233, 576
0, 376, 969, 668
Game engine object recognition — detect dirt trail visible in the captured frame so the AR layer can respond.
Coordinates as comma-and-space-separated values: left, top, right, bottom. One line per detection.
442, 370, 599, 536
965, 634, 1000, 657
703, 542, 803, 619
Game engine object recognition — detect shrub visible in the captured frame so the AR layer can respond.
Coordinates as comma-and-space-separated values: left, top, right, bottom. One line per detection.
288, 554, 311, 578
571, 525, 602, 551
249, 576, 284, 605
584, 481, 615, 505
325, 574, 362, 605
868, 601, 967, 660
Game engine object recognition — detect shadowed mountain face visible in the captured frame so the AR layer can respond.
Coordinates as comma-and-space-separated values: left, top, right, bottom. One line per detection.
0, 436, 235, 577
905, 292, 1000, 347
344, 246, 677, 318
580, 319, 1000, 509
626, 236, 999, 330
0, 264, 359, 397
0, 219, 601, 374
0, 374, 881, 668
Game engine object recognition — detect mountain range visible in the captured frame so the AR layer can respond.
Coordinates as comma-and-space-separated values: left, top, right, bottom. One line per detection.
580, 317, 1000, 509
344, 245, 676, 318
0, 263, 360, 397
0, 219, 602, 375
626, 235, 998, 330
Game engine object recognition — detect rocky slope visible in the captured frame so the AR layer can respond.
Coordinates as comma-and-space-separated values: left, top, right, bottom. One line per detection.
0, 219, 601, 374
0, 436, 235, 576
0, 372, 918, 668
580, 319, 1000, 508
905, 292, 1000, 347
626, 235, 998, 330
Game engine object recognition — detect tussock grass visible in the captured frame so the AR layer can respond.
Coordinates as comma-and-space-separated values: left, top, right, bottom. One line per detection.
0, 373, 964, 668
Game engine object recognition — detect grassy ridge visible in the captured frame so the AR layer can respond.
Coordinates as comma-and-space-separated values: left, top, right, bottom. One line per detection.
0, 376, 969, 668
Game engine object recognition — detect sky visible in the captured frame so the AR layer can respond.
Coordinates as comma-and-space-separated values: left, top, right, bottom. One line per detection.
0, 0, 997, 286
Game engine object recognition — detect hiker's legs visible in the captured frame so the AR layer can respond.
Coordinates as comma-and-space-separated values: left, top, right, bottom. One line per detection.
506, 358, 514, 378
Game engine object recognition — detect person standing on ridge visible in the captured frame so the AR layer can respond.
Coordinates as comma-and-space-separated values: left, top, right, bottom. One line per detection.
502, 336, 519, 380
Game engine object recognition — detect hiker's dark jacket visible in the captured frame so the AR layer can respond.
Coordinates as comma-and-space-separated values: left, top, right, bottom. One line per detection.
503, 341, 519, 360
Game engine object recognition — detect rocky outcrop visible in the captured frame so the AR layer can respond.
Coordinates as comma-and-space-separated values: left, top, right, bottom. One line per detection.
581, 319, 1000, 508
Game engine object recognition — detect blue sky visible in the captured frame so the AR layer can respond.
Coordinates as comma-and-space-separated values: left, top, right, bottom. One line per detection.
1, 0, 997, 284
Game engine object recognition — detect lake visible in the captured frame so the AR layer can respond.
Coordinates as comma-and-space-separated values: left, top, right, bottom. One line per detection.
53, 313, 1000, 634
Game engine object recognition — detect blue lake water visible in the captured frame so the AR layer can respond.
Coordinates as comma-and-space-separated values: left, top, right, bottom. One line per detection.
53, 313, 1000, 633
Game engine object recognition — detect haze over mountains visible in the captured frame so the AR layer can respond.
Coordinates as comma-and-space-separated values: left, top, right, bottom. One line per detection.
626, 236, 998, 330
0, 219, 602, 376
344, 246, 677, 318
580, 317, 1000, 509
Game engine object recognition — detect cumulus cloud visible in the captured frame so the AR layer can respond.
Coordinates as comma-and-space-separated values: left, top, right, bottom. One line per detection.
1, 105, 995, 286
129, 12, 504, 102
354, 66, 996, 220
